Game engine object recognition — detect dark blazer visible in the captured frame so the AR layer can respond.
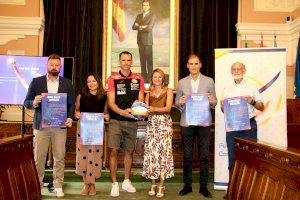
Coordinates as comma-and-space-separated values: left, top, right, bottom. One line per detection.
24, 75, 75, 130
132, 11, 156, 45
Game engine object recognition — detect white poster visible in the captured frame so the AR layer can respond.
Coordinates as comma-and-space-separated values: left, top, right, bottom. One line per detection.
214, 48, 287, 190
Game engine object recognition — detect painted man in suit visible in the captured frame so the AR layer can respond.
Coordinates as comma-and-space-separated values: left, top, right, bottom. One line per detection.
132, 0, 156, 82
175, 54, 217, 198
24, 54, 75, 198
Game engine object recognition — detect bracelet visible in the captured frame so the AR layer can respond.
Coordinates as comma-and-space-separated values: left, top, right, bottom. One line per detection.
251, 100, 256, 106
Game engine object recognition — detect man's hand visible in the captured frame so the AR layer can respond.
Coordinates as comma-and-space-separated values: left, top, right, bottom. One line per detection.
33, 95, 43, 107
179, 96, 186, 105
65, 118, 73, 127
207, 94, 215, 105
120, 108, 134, 118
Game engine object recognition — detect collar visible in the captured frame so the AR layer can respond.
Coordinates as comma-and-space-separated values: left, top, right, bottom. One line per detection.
119, 70, 132, 78
143, 11, 150, 16
46, 74, 59, 82
189, 73, 201, 81
233, 78, 245, 86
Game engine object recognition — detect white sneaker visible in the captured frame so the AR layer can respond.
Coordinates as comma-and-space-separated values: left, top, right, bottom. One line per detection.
55, 187, 64, 198
110, 182, 119, 197
122, 179, 136, 193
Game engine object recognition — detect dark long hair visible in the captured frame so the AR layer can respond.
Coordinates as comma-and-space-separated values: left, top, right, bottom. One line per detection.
82, 73, 106, 100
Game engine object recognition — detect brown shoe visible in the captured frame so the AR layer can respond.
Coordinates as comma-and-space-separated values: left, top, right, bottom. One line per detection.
81, 184, 89, 195
89, 184, 96, 196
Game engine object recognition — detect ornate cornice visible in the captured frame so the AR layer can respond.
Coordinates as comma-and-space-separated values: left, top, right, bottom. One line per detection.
236, 17, 300, 42
0, 16, 44, 45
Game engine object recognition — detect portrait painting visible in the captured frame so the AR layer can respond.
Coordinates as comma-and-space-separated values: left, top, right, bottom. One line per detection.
102, 0, 179, 89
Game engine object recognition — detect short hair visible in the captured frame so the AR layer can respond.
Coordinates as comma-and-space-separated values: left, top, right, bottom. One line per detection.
187, 54, 201, 63
143, 0, 150, 4
231, 62, 246, 69
48, 54, 61, 61
119, 51, 132, 59
149, 68, 168, 90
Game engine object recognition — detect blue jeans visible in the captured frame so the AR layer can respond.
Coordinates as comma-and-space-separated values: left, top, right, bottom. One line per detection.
181, 126, 210, 187
226, 119, 257, 171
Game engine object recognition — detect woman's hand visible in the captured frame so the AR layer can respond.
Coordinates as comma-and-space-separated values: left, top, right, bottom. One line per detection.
104, 113, 110, 121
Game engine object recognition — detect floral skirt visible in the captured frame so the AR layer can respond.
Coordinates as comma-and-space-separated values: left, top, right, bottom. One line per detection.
142, 114, 174, 180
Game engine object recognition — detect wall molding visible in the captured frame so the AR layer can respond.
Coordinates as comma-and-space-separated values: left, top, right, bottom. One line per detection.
236, 17, 300, 42
0, 16, 44, 45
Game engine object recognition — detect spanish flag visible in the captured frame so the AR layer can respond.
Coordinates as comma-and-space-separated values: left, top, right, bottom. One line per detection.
113, 0, 126, 42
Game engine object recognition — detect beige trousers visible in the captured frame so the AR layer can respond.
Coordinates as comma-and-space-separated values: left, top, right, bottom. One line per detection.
33, 128, 67, 188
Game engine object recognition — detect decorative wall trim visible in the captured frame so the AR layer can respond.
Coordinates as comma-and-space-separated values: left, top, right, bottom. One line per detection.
0, 16, 44, 45
0, 0, 25, 5
254, 0, 300, 12
236, 17, 300, 42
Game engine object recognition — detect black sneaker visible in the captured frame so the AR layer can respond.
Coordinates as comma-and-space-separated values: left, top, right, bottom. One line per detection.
47, 182, 55, 193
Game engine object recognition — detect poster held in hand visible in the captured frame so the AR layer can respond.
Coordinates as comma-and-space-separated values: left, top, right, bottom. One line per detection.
223, 96, 250, 132
185, 93, 210, 126
41, 93, 67, 128
80, 112, 104, 145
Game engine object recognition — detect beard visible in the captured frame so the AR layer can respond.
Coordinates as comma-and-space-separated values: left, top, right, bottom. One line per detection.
232, 74, 243, 80
48, 70, 59, 76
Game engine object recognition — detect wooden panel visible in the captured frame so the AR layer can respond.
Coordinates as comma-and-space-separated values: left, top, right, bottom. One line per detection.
228, 138, 300, 200
0, 135, 41, 200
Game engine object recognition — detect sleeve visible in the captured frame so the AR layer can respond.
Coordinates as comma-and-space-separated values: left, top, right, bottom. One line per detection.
175, 80, 184, 110
24, 78, 36, 109
142, 14, 156, 32
106, 76, 115, 92
253, 86, 262, 103
139, 76, 145, 92
66, 79, 75, 119
132, 15, 140, 30
209, 79, 217, 107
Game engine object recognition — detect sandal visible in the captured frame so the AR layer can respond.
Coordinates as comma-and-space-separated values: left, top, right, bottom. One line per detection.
148, 185, 157, 196
80, 184, 89, 195
156, 186, 165, 198
89, 184, 96, 195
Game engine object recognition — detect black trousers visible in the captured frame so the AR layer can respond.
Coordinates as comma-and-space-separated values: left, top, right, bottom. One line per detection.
181, 125, 210, 187
138, 44, 153, 82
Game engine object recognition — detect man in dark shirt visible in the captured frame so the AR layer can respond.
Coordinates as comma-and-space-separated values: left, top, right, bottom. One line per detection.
106, 51, 145, 197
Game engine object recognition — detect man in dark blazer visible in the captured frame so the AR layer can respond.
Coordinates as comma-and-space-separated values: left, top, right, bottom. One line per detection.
132, 0, 156, 82
24, 54, 75, 198
175, 54, 217, 198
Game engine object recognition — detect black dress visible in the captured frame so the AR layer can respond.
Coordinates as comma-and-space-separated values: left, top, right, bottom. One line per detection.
75, 92, 107, 184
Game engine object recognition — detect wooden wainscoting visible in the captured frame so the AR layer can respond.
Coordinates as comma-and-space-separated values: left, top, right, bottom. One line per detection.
0, 135, 41, 200
228, 137, 300, 200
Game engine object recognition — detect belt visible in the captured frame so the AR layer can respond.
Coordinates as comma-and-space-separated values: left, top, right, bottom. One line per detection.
250, 117, 255, 122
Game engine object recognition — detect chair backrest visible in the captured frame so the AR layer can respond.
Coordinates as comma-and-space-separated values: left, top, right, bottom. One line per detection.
170, 105, 181, 122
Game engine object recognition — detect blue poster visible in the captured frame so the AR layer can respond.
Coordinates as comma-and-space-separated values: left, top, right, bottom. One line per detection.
41, 93, 67, 128
223, 96, 250, 132
80, 112, 104, 145
185, 93, 210, 126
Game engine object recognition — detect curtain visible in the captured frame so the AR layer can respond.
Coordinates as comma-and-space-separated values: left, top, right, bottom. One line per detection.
43, 0, 237, 93
179, 0, 238, 79
43, 0, 103, 94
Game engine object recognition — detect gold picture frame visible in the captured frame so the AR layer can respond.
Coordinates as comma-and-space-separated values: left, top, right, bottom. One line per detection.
102, 0, 179, 89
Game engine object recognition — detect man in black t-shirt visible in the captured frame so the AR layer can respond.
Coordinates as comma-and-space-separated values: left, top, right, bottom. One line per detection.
106, 51, 145, 197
